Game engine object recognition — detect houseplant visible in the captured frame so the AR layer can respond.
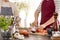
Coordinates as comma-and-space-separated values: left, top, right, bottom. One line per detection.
0, 16, 13, 31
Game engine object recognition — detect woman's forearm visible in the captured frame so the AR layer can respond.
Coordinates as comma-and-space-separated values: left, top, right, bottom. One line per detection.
34, 10, 40, 21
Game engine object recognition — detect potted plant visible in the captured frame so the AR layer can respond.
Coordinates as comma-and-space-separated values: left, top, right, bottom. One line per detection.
0, 16, 13, 31
0, 16, 13, 40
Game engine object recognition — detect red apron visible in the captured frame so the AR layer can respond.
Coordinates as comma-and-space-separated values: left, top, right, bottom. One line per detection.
40, 0, 55, 29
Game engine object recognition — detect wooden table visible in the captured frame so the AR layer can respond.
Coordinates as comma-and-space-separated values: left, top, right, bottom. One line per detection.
13, 33, 51, 40
23, 34, 51, 40
51, 36, 60, 40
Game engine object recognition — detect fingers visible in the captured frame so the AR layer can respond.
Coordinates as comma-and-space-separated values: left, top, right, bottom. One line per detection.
34, 21, 38, 27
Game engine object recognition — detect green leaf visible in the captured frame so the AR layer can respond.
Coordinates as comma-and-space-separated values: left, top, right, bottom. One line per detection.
0, 16, 13, 31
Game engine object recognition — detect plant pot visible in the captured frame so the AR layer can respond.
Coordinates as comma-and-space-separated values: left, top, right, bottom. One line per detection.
2, 31, 11, 40
0, 30, 3, 40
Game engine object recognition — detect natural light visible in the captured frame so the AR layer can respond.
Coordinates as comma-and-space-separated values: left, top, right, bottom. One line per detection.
9, 0, 60, 28
9, 0, 42, 28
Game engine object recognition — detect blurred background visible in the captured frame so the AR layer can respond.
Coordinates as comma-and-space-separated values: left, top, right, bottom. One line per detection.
9, 0, 60, 28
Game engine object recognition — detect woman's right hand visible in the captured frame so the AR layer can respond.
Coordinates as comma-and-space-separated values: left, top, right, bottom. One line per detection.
33, 20, 38, 27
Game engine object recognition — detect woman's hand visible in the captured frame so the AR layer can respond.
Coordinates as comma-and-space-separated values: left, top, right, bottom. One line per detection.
33, 20, 38, 27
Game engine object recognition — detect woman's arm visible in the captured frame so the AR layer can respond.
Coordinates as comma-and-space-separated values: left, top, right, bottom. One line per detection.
34, 3, 41, 27
14, 4, 19, 16
12, 3, 18, 16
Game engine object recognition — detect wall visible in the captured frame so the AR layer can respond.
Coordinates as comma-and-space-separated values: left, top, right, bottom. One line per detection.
54, 0, 60, 22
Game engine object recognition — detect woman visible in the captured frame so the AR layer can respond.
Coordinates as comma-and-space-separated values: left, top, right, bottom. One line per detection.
0, 0, 18, 16
34, 0, 55, 30
0, 0, 19, 36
